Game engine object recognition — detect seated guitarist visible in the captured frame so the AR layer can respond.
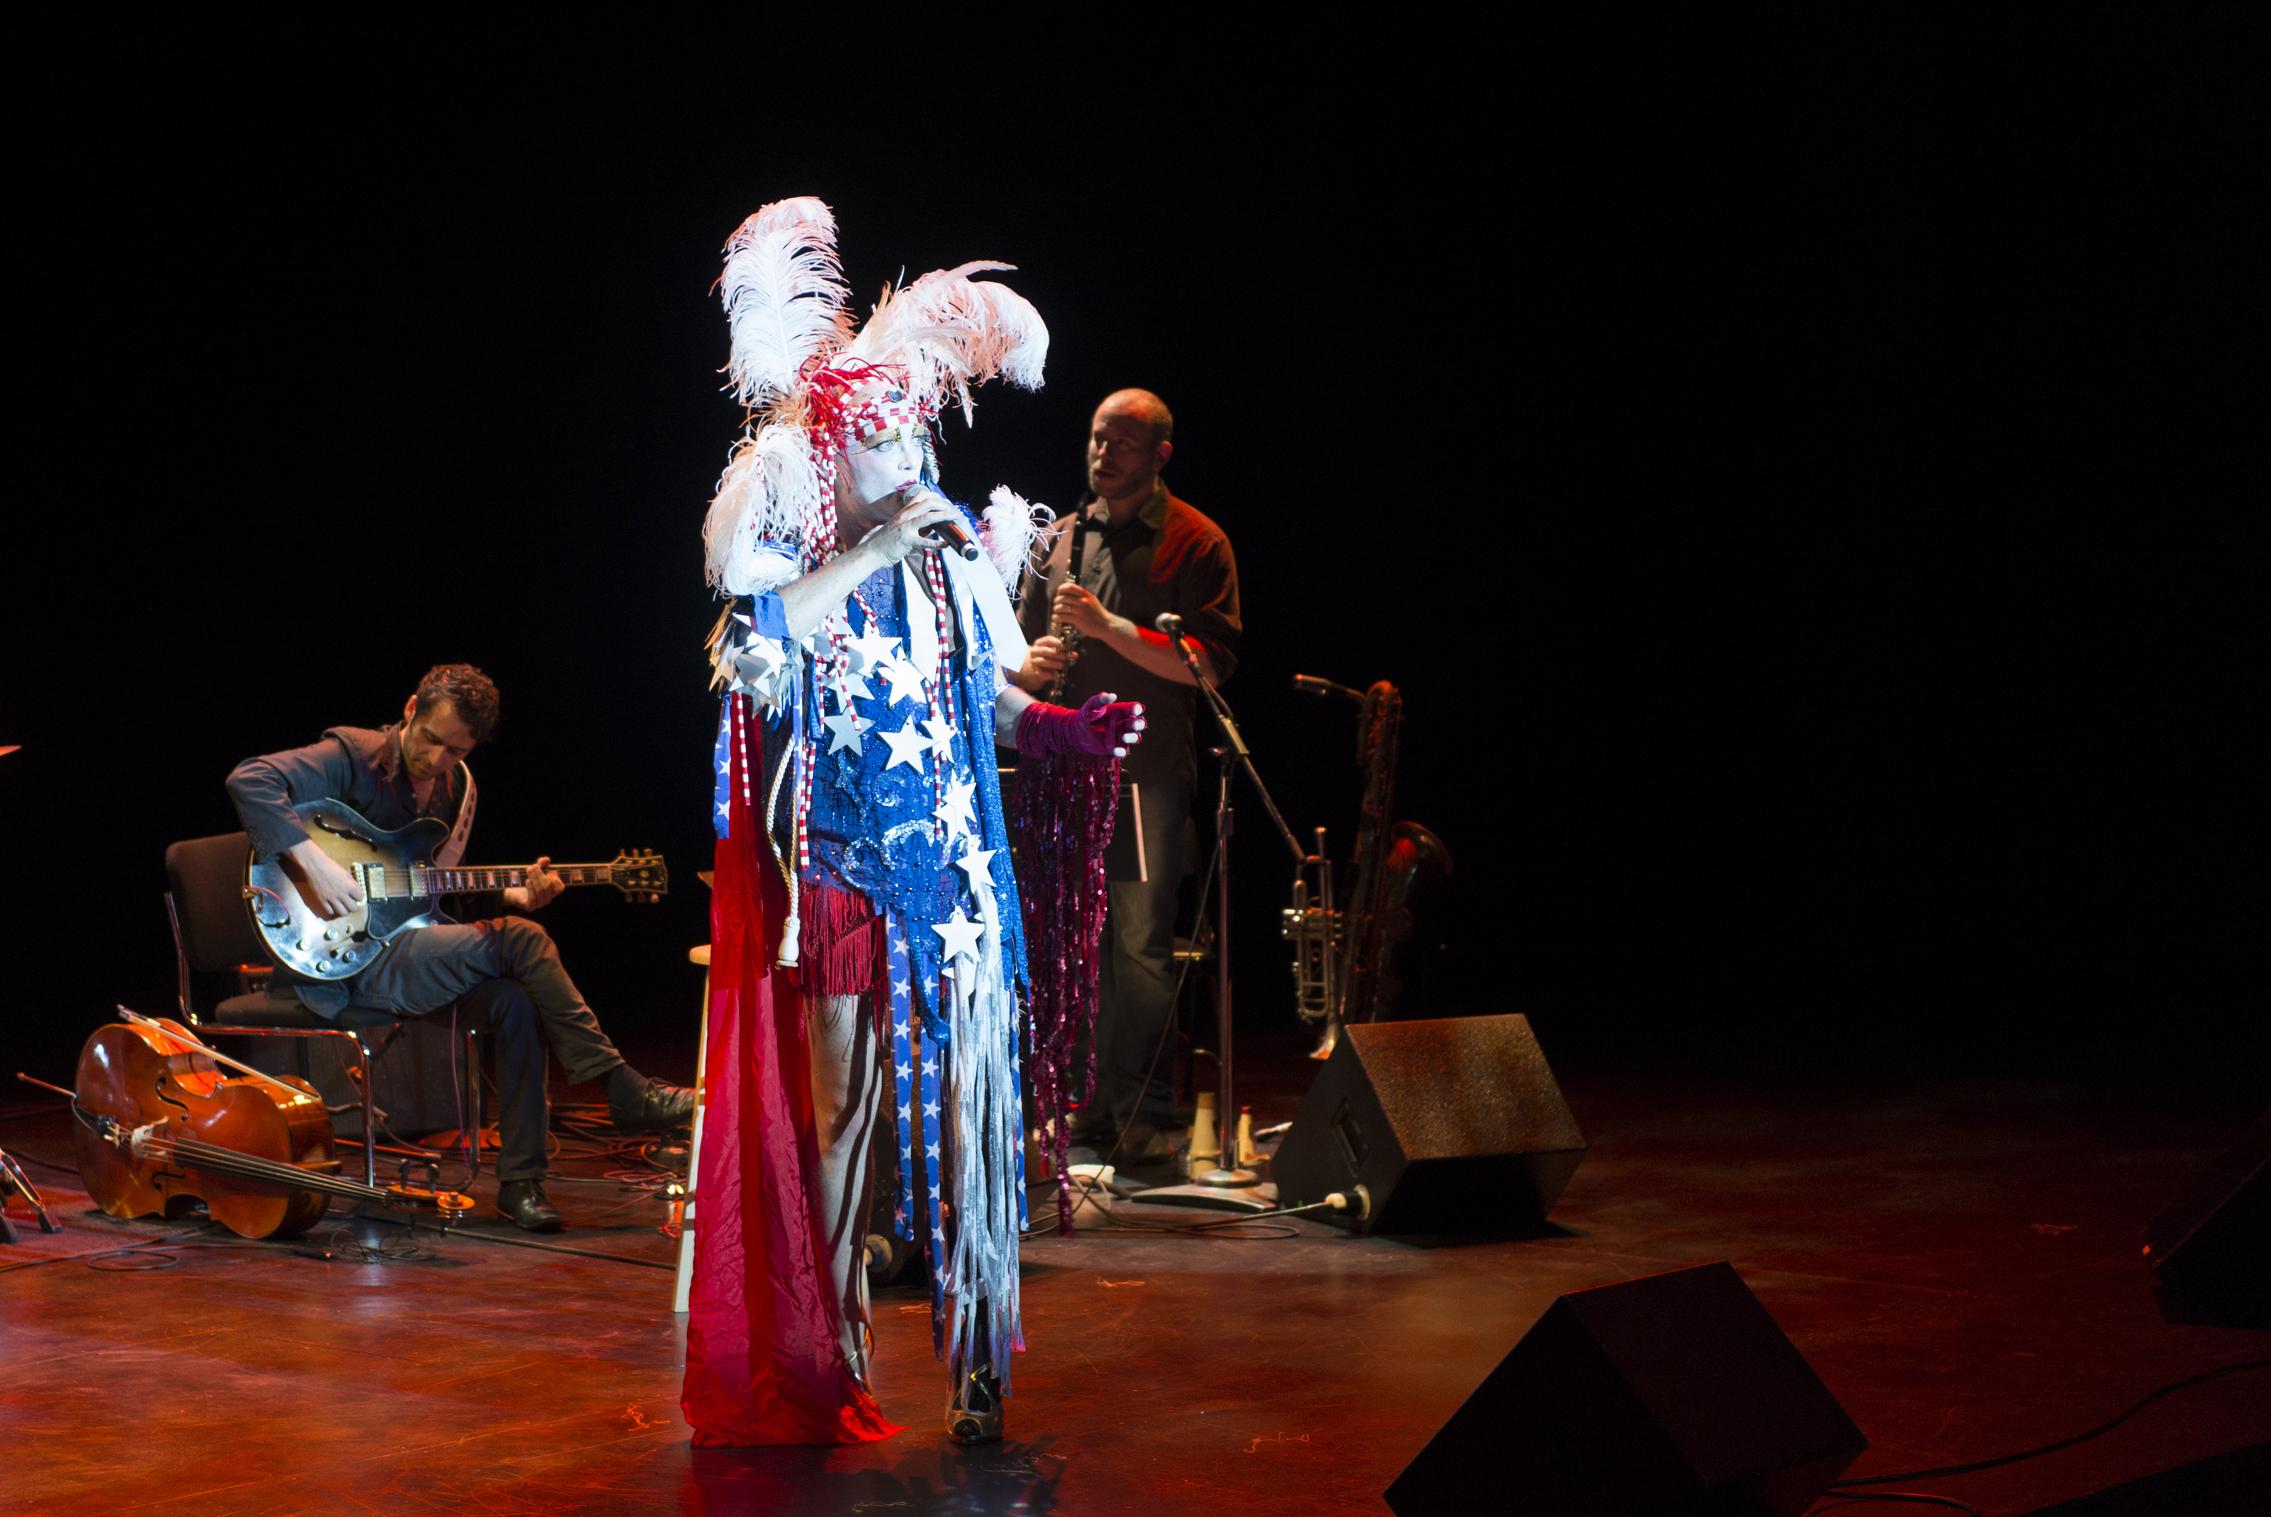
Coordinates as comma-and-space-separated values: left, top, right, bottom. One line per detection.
225, 661, 693, 1232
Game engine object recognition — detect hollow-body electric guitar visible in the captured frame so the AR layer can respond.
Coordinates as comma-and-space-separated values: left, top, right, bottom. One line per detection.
246, 797, 666, 980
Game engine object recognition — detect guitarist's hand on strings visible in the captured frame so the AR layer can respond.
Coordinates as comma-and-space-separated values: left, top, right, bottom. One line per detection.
503, 856, 564, 913
284, 838, 363, 919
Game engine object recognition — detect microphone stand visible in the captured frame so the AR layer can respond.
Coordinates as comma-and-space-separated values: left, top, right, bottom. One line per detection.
1156, 617, 1304, 1197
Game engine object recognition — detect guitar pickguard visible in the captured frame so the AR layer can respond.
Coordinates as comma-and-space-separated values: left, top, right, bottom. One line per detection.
246, 801, 452, 981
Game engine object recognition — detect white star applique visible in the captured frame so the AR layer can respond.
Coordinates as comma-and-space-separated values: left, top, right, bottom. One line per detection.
880, 719, 932, 772
932, 907, 985, 964
877, 655, 928, 707
920, 715, 957, 761
845, 628, 900, 673
936, 777, 978, 844
822, 710, 874, 756
955, 844, 996, 897
731, 633, 787, 692
837, 668, 875, 705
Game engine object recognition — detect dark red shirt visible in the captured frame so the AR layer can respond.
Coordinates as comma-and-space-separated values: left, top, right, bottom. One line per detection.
1019, 482, 1241, 787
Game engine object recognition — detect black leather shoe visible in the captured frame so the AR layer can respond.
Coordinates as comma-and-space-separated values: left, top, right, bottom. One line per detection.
946, 1366, 1004, 1446
496, 1178, 564, 1233
610, 1078, 696, 1134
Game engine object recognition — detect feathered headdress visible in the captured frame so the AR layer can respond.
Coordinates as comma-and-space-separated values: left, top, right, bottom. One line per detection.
702, 198, 1049, 595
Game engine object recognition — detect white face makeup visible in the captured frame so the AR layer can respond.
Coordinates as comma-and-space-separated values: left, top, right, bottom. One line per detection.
841, 426, 927, 511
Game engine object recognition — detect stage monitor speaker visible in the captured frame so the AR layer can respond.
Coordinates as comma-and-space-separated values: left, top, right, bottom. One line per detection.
1386, 1261, 1867, 1517
1272, 1014, 1583, 1234
2144, 1107, 2271, 1329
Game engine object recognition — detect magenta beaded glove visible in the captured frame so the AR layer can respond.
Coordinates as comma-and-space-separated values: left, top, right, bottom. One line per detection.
1016, 691, 1147, 759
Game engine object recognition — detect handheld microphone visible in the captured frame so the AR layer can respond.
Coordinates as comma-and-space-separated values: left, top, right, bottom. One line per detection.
929, 514, 983, 562
906, 489, 984, 561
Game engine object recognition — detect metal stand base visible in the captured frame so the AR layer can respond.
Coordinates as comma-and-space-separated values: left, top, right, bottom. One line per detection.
1126, 1179, 1278, 1214
0, 1146, 60, 1240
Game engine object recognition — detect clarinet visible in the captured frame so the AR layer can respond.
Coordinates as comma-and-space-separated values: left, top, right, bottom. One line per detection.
1047, 504, 1095, 701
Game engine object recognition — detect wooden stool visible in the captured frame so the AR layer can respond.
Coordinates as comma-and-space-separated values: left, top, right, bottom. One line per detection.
671, 943, 711, 1314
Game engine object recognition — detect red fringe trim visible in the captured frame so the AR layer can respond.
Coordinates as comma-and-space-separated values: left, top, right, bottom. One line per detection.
796, 880, 886, 998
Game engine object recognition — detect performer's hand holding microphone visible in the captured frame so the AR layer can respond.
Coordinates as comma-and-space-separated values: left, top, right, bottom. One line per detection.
867, 490, 983, 564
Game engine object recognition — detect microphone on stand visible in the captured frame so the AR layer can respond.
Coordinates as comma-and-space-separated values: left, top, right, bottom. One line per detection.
1154, 611, 1185, 638
1293, 673, 1365, 702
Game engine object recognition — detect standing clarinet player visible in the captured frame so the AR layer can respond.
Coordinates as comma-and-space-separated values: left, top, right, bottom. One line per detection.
1013, 390, 1243, 1163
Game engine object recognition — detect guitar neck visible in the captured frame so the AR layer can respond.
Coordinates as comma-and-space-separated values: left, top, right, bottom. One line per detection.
402, 863, 620, 897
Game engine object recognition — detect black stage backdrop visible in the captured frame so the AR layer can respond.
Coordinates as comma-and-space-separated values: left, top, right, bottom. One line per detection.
4, 12, 2261, 1091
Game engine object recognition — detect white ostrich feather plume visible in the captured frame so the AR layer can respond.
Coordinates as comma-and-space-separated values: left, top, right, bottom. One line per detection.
983, 488, 1052, 593
720, 196, 852, 408
703, 423, 823, 593
845, 261, 1049, 422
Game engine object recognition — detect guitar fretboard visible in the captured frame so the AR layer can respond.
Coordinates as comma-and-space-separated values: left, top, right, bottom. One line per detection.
359, 864, 621, 900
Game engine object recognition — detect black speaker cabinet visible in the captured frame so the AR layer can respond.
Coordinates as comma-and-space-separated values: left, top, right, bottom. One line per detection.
237, 1007, 476, 1138
1387, 1262, 1867, 1517
1272, 1014, 1583, 1234
2144, 1108, 2271, 1329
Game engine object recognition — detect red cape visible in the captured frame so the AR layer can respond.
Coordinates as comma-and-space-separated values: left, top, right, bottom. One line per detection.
681, 701, 899, 1445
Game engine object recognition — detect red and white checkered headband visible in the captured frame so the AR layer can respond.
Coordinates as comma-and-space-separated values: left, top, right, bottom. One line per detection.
802, 360, 932, 453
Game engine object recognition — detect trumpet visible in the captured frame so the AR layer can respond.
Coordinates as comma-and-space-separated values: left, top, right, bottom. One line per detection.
1285, 825, 1339, 1031
1283, 674, 1452, 1058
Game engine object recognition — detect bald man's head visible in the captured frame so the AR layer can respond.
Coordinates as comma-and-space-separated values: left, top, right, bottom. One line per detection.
1087, 389, 1176, 509
1099, 388, 1174, 444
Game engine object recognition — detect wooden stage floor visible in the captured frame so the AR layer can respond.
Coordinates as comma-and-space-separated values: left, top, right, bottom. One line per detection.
2, 1031, 2265, 1516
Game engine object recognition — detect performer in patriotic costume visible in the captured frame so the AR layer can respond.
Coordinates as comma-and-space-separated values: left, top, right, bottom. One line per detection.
683, 197, 1141, 1447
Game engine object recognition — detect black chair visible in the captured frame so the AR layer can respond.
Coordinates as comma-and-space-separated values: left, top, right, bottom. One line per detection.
163, 831, 482, 1189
